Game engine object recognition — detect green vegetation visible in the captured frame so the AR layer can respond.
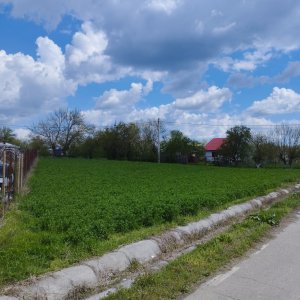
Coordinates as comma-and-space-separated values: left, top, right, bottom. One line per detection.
106, 193, 300, 300
0, 158, 299, 287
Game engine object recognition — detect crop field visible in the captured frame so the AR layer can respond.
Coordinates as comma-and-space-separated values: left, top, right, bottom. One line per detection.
0, 158, 299, 286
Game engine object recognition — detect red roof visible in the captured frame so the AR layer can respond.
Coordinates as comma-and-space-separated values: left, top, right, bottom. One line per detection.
204, 138, 226, 151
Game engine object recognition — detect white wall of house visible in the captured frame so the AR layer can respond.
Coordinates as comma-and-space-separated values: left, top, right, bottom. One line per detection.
205, 151, 214, 161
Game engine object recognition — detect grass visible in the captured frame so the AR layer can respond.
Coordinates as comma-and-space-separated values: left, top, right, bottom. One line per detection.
105, 192, 300, 300
0, 158, 299, 287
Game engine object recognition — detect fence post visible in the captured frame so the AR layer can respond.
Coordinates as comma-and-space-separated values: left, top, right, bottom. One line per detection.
2, 149, 6, 217
20, 153, 24, 190
15, 153, 20, 193
2, 149, 6, 198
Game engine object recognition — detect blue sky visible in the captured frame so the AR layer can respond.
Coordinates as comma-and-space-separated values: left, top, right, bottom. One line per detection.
1, 0, 300, 140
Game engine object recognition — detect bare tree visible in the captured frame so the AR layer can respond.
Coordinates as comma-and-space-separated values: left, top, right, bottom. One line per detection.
30, 109, 94, 156
251, 133, 278, 167
272, 124, 300, 167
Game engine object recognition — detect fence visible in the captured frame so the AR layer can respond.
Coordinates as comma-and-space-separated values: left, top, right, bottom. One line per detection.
0, 143, 37, 217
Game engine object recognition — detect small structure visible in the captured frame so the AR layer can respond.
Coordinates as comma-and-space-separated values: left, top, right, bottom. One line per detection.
204, 138, 226, 162
0, 142, 21, 202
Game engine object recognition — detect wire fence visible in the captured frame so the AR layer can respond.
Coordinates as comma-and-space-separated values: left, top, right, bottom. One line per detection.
0, 143, 37, 218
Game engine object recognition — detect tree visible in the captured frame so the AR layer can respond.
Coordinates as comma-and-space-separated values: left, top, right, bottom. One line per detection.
161, 130, 202, 163
99, 122, 141, 160
139, 122, 158, 162
220, 125, 252, 164
30, 109, 94, 156
0, 127, 19, 144
139, 120, 167, 162
26, 136, 50, 156
251, 133, 269, 168
272, 124, 300, 167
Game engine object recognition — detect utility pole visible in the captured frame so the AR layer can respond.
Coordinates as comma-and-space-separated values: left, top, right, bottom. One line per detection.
157, 118, 160, 163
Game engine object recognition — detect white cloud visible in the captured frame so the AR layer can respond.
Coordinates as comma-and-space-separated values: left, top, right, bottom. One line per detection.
0, 39, 76, 124
65, 21, 129, 85
173, 86, 231, 111
214, 49, 273, 72
247, 87, 300, 116
36, 36, 65, 70
83, 84, 276, 141
66, 22, 108, 67
95, 81, 152, 110
146, 0, 182, 14
14, 128, 31, 140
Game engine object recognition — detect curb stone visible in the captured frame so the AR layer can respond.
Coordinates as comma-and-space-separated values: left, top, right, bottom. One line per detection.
2, 183, 300, 300
118, 240, 161, 264
83, 252, 130, 282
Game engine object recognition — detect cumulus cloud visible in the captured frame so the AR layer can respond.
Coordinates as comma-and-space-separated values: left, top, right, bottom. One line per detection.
0, 36, 76, 125
215, 49, 273, 72
66, 22, 108, 67
128, 107, 274, 140
65, 22, 129, 85
83, 85, 234, 138
173, 86, 231, 111
247, 87, 300, 116
14, 128, 31, 140
95, 80, 153, 111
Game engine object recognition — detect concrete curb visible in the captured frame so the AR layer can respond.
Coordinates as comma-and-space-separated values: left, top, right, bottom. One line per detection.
2, 184, 300, 300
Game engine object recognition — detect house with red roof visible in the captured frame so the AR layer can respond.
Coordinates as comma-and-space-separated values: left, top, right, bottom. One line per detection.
204, 138, 226, 162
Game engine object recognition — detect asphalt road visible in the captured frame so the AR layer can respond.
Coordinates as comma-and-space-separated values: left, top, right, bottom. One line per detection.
184, 209, 300, 300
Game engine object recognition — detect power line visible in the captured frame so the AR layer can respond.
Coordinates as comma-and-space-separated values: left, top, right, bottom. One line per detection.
163, 121, 300, 127
1, 121, 300, 130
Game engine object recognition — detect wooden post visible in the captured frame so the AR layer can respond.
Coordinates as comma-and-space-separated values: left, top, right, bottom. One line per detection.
18, 154, 22, 193
20, 153, 24, 190
2, 149, 6, 217
15, 153, 20, 193
2, 150, 6, 198
157, 118, 160, 163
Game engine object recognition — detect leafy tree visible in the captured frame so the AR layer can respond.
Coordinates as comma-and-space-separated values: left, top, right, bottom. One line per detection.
71, 134, 104, 159
220, 125, 252, 164
26, 136, 50, 156
161, 130, 202, 163
100, 122, 141, 160
30, 109, 94, 156
0, 127, 19, 144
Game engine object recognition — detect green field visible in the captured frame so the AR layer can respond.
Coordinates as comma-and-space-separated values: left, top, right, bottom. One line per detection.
0, 158, 299, 286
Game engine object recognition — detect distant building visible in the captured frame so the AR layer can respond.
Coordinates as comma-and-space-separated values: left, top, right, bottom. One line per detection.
204, 138, 226, 162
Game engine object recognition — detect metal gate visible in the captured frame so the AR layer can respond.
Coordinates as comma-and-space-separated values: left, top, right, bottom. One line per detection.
1, 143, 37, 217
0, 143, 20, 213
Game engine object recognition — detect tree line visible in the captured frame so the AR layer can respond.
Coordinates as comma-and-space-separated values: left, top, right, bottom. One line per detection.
1, 109, 300, 167
217, 125, 300, 167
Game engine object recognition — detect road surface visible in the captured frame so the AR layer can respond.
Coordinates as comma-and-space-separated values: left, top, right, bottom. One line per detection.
184, 209, 300, 300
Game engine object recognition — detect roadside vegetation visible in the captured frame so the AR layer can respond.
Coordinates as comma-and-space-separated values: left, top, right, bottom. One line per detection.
105, 192, 300, 300
0, 158, 299, 287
